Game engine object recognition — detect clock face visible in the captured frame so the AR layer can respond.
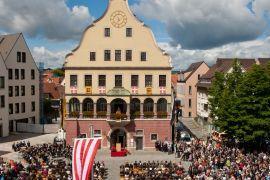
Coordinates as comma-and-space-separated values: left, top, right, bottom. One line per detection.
110, 11, 127, 28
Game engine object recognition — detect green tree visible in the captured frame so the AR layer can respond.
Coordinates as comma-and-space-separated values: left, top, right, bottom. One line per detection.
209, 60, 243, 135
52, 68, 64, 77
209, 60, 270, 148
236, 64, 270, 145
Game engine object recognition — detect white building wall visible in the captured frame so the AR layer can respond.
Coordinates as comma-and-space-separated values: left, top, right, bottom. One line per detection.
3, 34, 40, 132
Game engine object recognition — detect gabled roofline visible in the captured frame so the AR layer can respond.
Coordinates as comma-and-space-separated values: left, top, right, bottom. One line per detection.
2, 33, 21, 62
178, 61, 207, 82
20, 33, 40, 71
0, 52, 8, 70
65, 0, 171, 67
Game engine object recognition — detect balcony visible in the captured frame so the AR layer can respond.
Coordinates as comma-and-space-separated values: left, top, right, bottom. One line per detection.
107, 113, 131, 126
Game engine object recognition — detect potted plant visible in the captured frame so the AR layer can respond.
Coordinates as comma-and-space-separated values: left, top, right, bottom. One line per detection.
97, 111, 107, 118
157, 111, 168, 119
70, 111, 79, 118
83, 111, 94, 118
144, 111, 154, 119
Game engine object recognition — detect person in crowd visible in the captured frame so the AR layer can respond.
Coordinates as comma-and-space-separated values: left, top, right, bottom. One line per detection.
1, 142, 107, 179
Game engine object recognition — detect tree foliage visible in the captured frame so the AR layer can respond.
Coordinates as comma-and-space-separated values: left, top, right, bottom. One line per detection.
209, 60, 270, 146
52, 68, 64, 77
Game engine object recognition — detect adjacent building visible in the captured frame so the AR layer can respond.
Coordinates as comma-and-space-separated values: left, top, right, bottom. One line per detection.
196, 58, 257, 132
176, 62, 209, 118
64, 0, 172, 149
0, 54, 8, 137
0, 33, 40, 135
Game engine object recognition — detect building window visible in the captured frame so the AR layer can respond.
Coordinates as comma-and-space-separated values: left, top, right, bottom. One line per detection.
17, 52, 21, 62
0, 96, 5, 108
21, 86, 25, 96
198, 74, 201, 80
126, 28, 132, 37
151, 133, 158, 141
15, 69, 19, 79
90, 52, 96, 61
94, 130, 102, 138
9, 86, 13, 97
159, 75, 166, 87
189, 99, 192, 108
115, 50, 121, 61
141, 52, 147, 61
189, 86, 192, 95
31, 69, 35, 80
8, 69, 13, 80
0, 77, 4, 89
9, 104, 13, 114
21, 103, 25, 113
15, 103, 19, 113
15, 86, 19, 96
98, 75, 106, 86
84, 75, 92, 86
189, 112, 192, 117
104, 50, 111, 61
30, 117, 35, 124
31, 85, 35, 95
126, 50, 132, 61
70, 75, 77, 87
21, 69, 25, 80
115, 75, 122, 87
136, 130, 143, 136
22, 52, 26, 63
31, 101, 35, 112
131, 75, 139, 87
145, 75, 152, 87
104, 28, 110, 37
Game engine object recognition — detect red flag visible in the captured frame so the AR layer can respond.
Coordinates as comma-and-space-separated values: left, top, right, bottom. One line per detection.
72, 138, 101, 180
71, 86, 77, 94
98, 86, 106, 94
131, 86, 138, 94
160, 86, 166, 94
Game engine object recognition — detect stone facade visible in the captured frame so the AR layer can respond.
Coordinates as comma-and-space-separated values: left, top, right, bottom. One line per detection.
64, 0, 172, 149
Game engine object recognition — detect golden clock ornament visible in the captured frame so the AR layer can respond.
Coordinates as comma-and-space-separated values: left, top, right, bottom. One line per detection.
110, 11, 127, 28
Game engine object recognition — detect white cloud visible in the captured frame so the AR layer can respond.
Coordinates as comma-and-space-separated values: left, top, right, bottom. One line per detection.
132, 0, 268, 49
0, 0, 93, 41
32, 47, 68, 68
160, 36, 270, 70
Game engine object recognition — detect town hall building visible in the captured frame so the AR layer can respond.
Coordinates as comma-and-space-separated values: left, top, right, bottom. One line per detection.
64, 0, 173, 149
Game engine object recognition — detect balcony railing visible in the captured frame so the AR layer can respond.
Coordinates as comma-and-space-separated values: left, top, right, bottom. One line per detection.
67, 111, 170, 119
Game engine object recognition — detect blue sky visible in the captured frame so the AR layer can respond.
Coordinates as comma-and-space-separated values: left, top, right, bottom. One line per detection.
0, 0, 270, 69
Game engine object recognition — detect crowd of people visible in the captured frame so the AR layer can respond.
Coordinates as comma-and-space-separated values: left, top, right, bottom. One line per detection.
0, 143, 107, 180
120, 161, 185, 179
175, 138, 270, 179
12, 141, 31, 152
155, 140, 172, 153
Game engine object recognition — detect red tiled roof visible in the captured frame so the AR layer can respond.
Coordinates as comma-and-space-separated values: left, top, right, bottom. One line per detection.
201, 58, 256, 79
43, 83, 64, 99
258, 58, 270, 67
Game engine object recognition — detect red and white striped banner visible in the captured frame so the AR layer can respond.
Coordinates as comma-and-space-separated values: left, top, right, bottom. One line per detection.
72, 138, 101, 180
